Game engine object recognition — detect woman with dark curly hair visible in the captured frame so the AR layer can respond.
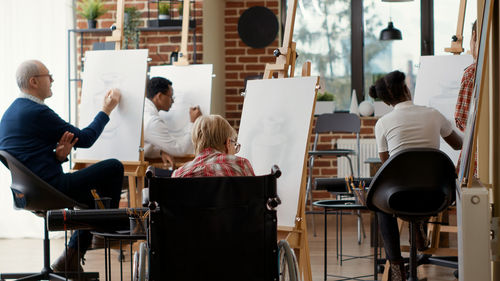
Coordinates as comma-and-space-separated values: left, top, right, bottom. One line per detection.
370, 70, 462, 281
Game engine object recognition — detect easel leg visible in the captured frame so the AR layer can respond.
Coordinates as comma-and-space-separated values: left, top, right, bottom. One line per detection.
300, 225, 313, 281
128, 176, 137, 208
136, 176, 144, 207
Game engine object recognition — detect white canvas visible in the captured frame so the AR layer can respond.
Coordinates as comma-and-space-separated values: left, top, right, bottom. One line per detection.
414, 55, 473, 164
76, 49, 149, 161
238, 77, 318, 228
149, 64, 213, 145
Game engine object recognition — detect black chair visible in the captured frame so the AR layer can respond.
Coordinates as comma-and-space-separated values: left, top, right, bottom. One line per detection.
0, 150, 98, 281
366, 148, 457, 281
146, 166, 282, 281
306, 113, 361, 235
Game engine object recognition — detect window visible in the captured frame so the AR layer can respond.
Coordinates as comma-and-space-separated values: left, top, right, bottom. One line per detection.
434, 0, 477, 56
293, 0, 352, 110
364, 0, 421, 98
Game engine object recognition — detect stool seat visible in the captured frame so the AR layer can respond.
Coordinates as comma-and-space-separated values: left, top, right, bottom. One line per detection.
366, 148, 457, 281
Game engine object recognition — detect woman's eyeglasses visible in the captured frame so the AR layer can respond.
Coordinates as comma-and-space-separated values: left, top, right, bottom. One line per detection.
230, 138, 241, 153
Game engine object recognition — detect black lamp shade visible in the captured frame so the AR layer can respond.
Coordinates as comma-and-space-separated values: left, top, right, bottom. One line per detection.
380, 21, 402, 40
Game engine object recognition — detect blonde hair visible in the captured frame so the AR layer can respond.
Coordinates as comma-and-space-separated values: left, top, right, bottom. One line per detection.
192, 115, 237, 155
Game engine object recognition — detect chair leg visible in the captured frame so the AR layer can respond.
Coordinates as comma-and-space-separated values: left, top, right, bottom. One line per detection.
306, 155, 317, 236
408, 222, 418, 281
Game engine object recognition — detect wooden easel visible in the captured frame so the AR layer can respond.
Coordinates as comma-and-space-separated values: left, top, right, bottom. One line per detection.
147, 0, 196, 167
265, 1, 313, 281
173, 0, 191, 66
263, 0, 297, 79
445, 0, 467, 55
105, 0, 125, 50
73, 0, 149, 208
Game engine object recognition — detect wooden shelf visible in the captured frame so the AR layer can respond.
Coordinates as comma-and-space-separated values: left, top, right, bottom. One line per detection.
68, 28, 113, 33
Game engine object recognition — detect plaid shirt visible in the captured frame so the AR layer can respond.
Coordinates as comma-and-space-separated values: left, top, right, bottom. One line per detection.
172, 148, 255, 177
455, 63, 476, 132
455, 63, 477, 176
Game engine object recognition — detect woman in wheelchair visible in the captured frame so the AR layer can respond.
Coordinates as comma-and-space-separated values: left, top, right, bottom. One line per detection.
370, 71, 462, 281
172, 114, 255, 177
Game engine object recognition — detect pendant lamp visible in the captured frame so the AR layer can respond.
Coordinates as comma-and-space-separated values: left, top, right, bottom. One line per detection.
380, 21, 402, 40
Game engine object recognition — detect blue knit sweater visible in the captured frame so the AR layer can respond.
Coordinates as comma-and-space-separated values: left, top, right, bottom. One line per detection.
0, 98, 109, 182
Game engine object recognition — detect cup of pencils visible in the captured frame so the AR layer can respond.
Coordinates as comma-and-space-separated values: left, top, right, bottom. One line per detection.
344, 176, 368, 206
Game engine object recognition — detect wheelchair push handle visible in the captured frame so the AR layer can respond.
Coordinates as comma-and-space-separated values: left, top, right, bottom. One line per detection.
271, 165, 281, 178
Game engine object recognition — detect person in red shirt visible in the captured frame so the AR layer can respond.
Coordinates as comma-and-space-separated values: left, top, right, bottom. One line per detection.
455, 20, 478, 175
172, 115, 255, 177
455, 20, 477, 132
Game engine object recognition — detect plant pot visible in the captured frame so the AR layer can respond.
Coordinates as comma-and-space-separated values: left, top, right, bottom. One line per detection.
314, 101, 336, 115
158, 14, 170, 20
87, 19, 97, 29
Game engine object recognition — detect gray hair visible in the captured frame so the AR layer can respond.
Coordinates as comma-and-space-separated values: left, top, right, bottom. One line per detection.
16, 60, 41, 90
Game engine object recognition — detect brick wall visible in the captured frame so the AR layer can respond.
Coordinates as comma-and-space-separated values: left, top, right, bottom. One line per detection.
75, 0, 203, 75
224, 0, 280, 128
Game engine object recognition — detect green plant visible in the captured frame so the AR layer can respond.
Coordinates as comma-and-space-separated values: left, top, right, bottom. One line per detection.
158, 2, 170, 15
317, 92, 335, 101
76, 0, 108, 20
123, 7, 142, 49
178, 2, 183, 16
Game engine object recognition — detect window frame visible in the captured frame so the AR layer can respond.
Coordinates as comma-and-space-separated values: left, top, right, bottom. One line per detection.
282, 0, 434, 104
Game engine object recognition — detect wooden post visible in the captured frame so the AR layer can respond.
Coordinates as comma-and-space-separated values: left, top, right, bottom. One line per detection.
264, 1, 313, 280
445, 0, 467, 54
174, 0, 191, 66
105, 0, 125, 50
263, 0, 298, 79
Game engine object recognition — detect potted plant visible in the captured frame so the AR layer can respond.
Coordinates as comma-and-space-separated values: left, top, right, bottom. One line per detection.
315, 91, 336, 115
77, 0, 108, 29
177, 2, 183, 20
123, 7, 142, 49
158, 2, 171, 20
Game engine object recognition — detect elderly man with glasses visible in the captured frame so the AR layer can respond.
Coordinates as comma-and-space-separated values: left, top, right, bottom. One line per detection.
172, 114, 255, 177
0, 60, 124, 273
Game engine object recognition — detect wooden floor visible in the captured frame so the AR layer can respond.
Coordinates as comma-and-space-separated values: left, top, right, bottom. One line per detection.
0, 213, 458, 280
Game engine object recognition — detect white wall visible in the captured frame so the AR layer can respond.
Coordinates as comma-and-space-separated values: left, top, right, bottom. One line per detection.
0, 0, 74, 238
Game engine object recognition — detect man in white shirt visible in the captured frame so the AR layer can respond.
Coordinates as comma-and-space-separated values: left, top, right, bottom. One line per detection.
144, 77, 201, 166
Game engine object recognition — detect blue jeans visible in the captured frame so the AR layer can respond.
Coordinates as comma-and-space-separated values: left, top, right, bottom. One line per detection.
48, 159, 123, 254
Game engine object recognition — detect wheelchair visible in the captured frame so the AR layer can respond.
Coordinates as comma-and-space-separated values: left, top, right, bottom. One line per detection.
133, 165, 300, 281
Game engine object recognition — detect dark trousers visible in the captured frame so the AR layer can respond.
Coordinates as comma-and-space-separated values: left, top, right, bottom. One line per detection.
377, 211, 429, 262
48, 159, 124, 254
377, 211, 403, 262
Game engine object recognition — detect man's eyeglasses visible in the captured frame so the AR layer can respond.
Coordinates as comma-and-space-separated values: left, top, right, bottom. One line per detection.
230, 138, 241, 154
33, 73, 53, 82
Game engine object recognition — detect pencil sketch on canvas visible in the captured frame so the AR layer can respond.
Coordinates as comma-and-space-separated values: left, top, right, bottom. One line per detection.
76, 49, 149, 162
414, 55, 473, 164
238, 76, 318, 228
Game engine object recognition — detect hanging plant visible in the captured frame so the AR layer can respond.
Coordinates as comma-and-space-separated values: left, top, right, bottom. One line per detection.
123, 7, 142, 49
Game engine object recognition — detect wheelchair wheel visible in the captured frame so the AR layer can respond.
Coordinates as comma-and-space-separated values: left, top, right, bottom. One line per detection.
132, 242, 148, 281
278, 240, 300, 281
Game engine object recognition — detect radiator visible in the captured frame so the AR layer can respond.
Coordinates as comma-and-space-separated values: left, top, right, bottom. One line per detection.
336, 138, 378, 178
457, 187, 491, 281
